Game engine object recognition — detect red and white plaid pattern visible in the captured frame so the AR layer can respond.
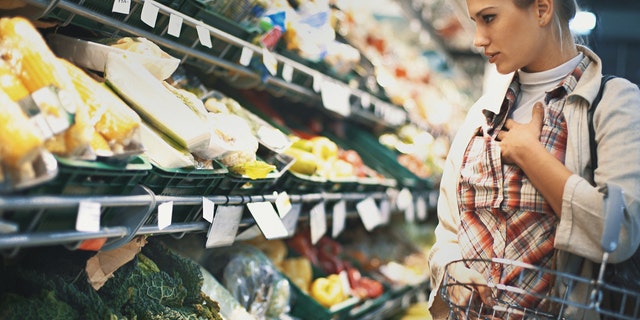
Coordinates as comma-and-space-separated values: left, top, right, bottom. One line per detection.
456, 56, 592, 309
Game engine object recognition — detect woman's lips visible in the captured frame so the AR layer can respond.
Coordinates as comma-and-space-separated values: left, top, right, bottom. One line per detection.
486, 52, 498, 63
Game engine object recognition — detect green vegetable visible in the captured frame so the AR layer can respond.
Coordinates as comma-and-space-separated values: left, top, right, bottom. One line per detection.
0, 240, 223, 320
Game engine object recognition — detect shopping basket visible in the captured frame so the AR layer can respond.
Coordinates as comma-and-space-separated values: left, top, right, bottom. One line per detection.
440, 183, 640, 319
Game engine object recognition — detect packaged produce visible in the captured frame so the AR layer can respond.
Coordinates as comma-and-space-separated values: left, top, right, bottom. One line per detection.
200, 266, 256, 320
139, 122, 196, 169
202, 244, 291, 320
48, 34, 180, 81
61, 59, 142, 156
105, 52, 211, 153
0, 88, 44, 169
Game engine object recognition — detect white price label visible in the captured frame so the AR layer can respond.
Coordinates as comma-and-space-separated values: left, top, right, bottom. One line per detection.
202, 197, 215, 223
396, 188, 413, 210
262, 47, 278, 76
157, 201, 173, 230
282, 202, 302, 236
312, 73, 323, 93
332, 200, 347, 238
168, 14, 183, 37
416, 196, 427, 221
282, 63, 294, 82
379, 199, 391, 225
76, 201, 101, 232
240, 47, 253, 66
404, 200, 416, 223
361, 93, 371, 109
275, 191, 292, 218
356, 197, 383, 231
141, 0, 159, 28
310, 201, 327, 244
246, 202, 288, 239
321, 81, 351, 117
196, 24, 212, 48
206, 205, 243, 248
112, 0, 131, 14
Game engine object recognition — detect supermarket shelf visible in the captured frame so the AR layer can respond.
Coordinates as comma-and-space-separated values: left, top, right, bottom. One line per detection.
0, 189, 393, 250
20, 0, 410, 130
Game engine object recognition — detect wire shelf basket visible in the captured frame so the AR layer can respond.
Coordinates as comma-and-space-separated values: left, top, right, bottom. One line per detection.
440, 184, 640, 320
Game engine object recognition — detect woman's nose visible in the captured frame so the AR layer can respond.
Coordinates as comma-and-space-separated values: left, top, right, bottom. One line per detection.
473, 28, 489, 48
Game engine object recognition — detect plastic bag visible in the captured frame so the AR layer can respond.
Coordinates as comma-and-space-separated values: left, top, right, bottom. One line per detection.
203, 244, 291, 320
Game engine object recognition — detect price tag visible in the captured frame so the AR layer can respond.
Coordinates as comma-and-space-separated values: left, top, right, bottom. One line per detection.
168, 14, 183, 37
282, 202, 302, 236
379, 199, 391, 225
332, 200, 346, 238
202, 197, 215, 223
312, 73, 323, 93
246, 202, 288, 239
275, 191, 292, 218
321, 81, 351, 117
157, 201, 173, 230
262, 47, 278, 76
396, 188, 413, 211
239, 47, 253, 66
141, 0, 159, 28
196, 24, 212, 48
404, 200, 415, 223
112, 0, 131, 14
310, 201, 327, 244
205, 205, 243, 248
76, 201, 101, 232
356, 197, 382, 231
282, 63, 293, 82
360, 93, 371, 109
416, 196, 427, 221
20, 86, 72, 139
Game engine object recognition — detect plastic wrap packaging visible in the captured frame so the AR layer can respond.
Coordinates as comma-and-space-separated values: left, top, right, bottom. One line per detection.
202, 244, 291, 320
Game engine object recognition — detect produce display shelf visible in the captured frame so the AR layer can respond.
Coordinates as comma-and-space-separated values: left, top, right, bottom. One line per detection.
21, 0, 411, 131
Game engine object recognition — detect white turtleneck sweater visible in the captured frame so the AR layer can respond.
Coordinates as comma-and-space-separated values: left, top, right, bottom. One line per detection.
511, 53, 584, 123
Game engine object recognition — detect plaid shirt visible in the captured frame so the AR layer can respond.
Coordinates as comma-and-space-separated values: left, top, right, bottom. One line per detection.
457, 56, 591, 309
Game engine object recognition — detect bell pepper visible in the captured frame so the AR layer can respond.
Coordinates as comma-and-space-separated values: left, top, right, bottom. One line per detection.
310, 274, 345, 308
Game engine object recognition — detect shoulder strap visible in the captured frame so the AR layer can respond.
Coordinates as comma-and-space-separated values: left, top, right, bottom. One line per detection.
588, 75, 617, 182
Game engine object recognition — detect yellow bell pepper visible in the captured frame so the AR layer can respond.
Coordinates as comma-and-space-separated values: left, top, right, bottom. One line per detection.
310, 274, 345, 308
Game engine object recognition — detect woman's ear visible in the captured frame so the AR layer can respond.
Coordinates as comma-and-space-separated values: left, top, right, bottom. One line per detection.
537, 0, 554, 26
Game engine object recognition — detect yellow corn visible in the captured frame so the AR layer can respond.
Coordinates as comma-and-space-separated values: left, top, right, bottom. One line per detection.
61, 59, 141, 145
90, 131, 113, 156
0, 88, 44, 168
0, 59, 28, 101
0, 17, 63, 92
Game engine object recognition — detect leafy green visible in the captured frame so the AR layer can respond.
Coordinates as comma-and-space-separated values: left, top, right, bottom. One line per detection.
0, 239, 222, 320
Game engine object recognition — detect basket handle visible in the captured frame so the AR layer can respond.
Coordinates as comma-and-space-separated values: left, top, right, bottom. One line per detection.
601, 183, 626, 253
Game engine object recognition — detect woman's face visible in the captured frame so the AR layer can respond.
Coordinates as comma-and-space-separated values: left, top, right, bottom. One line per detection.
467, 0, 546, 74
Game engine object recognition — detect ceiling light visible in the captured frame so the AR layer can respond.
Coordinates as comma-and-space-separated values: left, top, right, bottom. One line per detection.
570, 11, 597, 35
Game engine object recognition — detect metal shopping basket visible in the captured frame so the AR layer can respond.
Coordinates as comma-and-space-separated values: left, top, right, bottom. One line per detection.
440, 184, 640, 319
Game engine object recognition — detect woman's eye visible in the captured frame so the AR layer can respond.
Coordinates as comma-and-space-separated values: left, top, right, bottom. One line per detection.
482, 15, 495, 23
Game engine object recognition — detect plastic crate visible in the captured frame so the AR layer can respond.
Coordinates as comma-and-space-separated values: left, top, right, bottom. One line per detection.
25, 156, 151, 196
142, 160, 228, 196
274, 171, 327, 194
217, 153, 293, 196
341, 126, 434, 191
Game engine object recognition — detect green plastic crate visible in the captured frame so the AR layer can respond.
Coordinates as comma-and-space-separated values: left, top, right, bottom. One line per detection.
274, 171, 327, 194
142, 160, 228, 196
26, 156, 151, 196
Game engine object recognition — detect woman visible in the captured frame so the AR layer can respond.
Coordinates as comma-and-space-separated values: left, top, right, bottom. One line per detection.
427, 0, 640, 318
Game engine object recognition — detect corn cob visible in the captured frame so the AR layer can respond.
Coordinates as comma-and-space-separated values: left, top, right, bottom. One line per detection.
90, 131, 113, 156
0, 88, 44, 168
0, 59, 28, 101
61, 59, 141, 145
0, 17, 64, 92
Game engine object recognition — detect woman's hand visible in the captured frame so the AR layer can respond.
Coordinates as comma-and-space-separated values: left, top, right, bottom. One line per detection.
497, 102, 545, 165
447, 264, 495, 317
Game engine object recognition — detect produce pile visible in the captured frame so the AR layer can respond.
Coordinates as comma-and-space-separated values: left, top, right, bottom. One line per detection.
0, 239, 223, 320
